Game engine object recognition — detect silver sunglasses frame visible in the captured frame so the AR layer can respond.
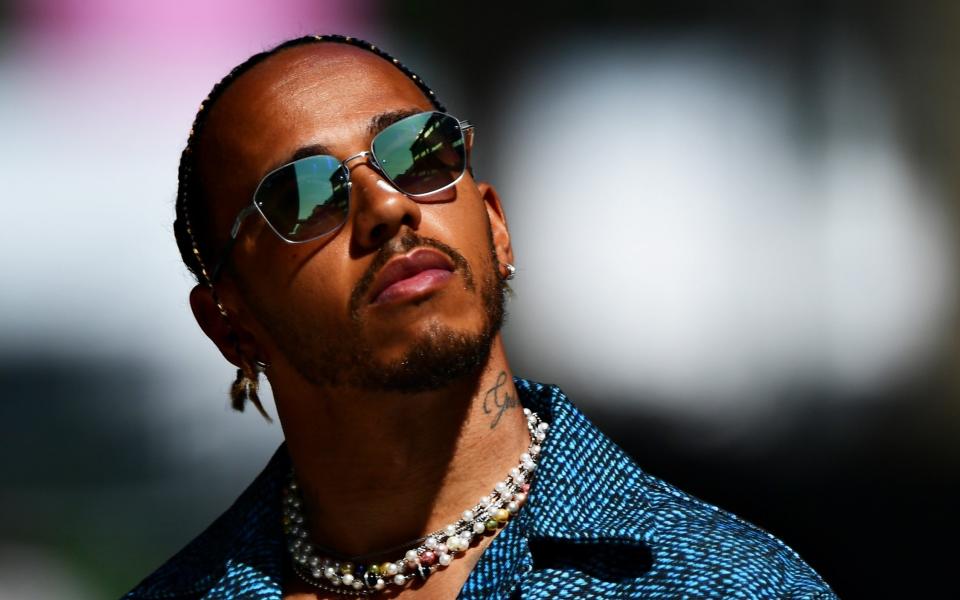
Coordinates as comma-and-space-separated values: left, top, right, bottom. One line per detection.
210, 111, 474, 281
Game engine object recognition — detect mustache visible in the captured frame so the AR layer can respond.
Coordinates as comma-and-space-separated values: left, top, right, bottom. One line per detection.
348, 231, 474, 318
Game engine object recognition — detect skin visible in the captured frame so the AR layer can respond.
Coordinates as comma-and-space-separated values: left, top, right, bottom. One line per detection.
189, 44, 528, 599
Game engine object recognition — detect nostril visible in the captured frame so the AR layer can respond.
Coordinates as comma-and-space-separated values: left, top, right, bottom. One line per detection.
400, 213, 416, 228
369, 223, 386, 242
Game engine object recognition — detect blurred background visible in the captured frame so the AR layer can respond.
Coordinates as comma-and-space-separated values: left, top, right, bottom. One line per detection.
1, 1, 958, 598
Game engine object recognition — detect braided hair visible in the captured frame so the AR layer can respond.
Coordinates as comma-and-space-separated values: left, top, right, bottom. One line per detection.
173, 34, 446, 288
172, 34, 446, 417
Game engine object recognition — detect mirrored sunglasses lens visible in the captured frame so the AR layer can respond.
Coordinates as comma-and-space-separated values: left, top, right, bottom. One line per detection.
255, 155, 349, 241
372, 112, 465, 195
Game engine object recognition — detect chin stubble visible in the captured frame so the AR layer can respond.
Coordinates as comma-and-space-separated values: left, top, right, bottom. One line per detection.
242, 229, 505, 394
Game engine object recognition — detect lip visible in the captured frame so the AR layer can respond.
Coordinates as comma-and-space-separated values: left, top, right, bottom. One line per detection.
368, 248, 456, 305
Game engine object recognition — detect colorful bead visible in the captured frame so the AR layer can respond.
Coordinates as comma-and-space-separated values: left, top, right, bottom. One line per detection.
494, 508, 510, 522
484, 518, 499, 531
419, 550, 437, 566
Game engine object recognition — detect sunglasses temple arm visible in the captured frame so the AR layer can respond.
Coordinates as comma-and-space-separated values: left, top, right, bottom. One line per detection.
231, 204, 258, 239
460, 121, 475, 176
210, 204, 258, 282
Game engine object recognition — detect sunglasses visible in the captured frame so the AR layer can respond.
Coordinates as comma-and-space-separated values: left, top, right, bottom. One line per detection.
211, 111, 474, 280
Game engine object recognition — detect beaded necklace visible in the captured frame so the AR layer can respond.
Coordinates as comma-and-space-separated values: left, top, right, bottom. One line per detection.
282, 408, 548, 595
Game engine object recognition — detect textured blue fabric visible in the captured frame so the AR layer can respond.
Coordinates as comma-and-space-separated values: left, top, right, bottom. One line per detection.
123, 378, 837, 599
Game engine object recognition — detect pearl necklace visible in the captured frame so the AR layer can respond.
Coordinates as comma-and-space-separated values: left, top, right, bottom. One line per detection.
282, 408, 548, 596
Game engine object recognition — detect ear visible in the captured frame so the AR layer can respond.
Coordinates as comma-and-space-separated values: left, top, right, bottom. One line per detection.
189, 284, 263, 371
476, 182, 514, 276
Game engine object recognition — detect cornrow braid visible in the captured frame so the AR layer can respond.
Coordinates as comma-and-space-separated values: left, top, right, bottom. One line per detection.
173, 33, 446, 289
172, 34, 446, 417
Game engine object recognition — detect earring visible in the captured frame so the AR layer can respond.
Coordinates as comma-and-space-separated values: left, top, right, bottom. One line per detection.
502, 263, 517, 281
230, 359, 273, 422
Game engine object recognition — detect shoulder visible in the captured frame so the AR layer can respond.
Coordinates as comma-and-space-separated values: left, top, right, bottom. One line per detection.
121, 447, 288, 599
630, 469, 836, 598
514, 378, 836, 599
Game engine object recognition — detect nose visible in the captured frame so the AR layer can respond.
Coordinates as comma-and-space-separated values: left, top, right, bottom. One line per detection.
346, 154, 422, 251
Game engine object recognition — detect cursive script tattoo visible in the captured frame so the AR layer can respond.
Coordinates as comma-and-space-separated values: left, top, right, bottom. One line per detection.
482, 371, 518, 429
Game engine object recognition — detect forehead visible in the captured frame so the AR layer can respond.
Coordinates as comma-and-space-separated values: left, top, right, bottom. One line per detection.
199, 43, 436, 180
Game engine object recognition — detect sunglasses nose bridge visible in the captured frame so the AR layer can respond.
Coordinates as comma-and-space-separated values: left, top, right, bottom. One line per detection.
342, 149, 395, 193
342, 150, 372, 167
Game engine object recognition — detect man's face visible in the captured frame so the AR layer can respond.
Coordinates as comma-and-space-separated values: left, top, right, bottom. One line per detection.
195, 44, 508, 392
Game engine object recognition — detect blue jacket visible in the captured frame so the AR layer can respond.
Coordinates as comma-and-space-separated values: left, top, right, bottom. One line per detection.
124, 378, 837, 599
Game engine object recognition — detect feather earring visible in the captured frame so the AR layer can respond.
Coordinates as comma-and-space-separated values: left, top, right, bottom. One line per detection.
229, 363, 272, 422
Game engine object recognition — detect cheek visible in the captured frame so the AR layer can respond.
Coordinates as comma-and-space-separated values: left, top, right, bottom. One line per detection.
247, 234, 356, 320
425, 197, 494, 259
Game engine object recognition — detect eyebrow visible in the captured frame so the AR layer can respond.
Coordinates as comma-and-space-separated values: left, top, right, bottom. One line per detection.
367, 108, 424, 138
265, 108, 427, 174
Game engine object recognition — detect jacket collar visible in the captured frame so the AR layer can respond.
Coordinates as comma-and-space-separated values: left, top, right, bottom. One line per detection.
456, 379, 654, 600
513, 378, 655, 546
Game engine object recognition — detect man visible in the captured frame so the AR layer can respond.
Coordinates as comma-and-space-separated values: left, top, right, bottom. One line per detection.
124, 34, 836, 599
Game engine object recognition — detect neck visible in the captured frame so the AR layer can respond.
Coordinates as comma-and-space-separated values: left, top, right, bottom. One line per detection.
272, 337, 529, 560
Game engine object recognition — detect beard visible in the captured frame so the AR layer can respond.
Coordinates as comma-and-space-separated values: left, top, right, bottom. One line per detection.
239, 229, 506, 394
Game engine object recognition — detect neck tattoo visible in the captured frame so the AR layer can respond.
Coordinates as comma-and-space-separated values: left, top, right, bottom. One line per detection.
482, 371, 518, 429
282, 407, 549, 596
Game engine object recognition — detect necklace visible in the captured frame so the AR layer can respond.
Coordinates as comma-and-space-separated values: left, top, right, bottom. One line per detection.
282, 407, 548, 596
